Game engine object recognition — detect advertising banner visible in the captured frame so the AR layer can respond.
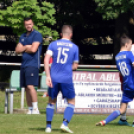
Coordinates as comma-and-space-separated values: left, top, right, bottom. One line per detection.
56, 71, 134, 114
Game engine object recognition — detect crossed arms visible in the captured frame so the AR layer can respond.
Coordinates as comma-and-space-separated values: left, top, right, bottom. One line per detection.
15, 42, 40, 54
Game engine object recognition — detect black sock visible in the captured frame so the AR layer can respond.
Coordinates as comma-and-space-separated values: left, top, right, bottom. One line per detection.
120, 119, 127, 122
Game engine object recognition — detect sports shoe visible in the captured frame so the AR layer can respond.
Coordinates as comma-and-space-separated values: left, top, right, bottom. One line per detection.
45, 127, 51, 133
96, 120, 106, 126
118, 120, 131, 126
26, 109, 32, 115
31, 109, 40, 114
60, 124, 73, 133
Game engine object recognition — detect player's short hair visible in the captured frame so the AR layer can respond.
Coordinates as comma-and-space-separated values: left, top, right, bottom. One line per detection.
120, 36, 132, 47
61, 25, 73, 34
24, 17, 32, 22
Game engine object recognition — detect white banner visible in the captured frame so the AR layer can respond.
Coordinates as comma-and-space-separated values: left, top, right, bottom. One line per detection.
56, 71, 134, 114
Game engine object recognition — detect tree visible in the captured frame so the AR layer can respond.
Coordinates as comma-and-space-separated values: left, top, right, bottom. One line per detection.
48, 0, 115, 64
0, 0, 15, 9
0, 0, 58, 43
95, 0, 134, 64
95, 0, 134, 20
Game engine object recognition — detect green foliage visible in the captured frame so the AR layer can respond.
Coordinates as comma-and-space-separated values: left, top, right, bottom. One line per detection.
94, 0, 134, 19
0, 0, 58, 44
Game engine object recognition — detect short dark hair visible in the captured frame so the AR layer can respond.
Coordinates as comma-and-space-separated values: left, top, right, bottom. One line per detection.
61, 25, 73, 33
120, 36, 132, 47
24, 17, 32, 22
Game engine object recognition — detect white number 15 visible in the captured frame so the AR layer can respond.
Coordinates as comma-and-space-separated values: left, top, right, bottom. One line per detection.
57, 47, 69, 64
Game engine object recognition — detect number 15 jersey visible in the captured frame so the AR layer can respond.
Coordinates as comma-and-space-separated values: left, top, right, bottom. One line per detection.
115, 51, 134, 91
46, 39, 79, 83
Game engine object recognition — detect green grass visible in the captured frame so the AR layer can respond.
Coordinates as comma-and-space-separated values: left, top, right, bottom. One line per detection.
0, 91, 134, 134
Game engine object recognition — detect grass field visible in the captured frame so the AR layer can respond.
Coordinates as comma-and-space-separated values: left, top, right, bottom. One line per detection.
0, 91, 134, 134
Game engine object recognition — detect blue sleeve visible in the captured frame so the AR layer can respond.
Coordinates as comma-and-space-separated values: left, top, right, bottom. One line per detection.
32, 32, 43, 43
19, 34, 23, 45
129, 52, 134, 64
74, 46, 79, 62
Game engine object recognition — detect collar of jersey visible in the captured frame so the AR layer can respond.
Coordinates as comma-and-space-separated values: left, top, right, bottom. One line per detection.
120, 51, 129, 52
24, 29, 35, 37
61, 38, 70, 40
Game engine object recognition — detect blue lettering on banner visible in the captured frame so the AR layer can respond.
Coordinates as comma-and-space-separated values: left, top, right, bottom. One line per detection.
94, 88, 121, 92
96, 99, 121, 103
89, 104, 120, 108
73, 82, 121, 87
76, 93, 122, 98
96, 88, 100, 91
76, 93, 95, 97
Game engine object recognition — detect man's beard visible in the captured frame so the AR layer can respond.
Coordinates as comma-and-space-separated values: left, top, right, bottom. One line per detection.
27, 28, 33, 33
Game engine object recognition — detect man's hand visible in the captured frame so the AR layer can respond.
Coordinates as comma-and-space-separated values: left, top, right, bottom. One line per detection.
72, 62, 78, 70
25, 45, 32, 53
46, 76, 53, 88
15, 43, 26, 54
25, 42, 40, 53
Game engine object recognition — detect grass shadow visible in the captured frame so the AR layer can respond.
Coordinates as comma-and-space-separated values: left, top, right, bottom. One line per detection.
39, 111, 46, 114
29, 127, 59, 132
107, 122, 132, 127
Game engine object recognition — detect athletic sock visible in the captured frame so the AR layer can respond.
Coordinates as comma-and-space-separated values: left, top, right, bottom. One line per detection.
104, 110, 120, 124
46, 103, 55, 128
63, 104, 75, 126
32, 102, 38, 110
120, 111, 126, 121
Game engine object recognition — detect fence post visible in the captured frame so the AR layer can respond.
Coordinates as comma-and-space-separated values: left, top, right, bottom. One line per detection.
5, 89, 8, 114
21, 88, 25, 109
9, 91, 13, 114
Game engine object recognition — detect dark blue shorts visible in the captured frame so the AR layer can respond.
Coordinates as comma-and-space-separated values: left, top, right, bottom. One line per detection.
121, 90, 134, 103
20, 66, 39, 87
48, 82, 75, 99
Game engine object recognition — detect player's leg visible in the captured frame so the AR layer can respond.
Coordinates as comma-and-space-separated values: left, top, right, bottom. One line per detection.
20, 68, 32, 114
118, 74, 130, 125
45, 82, 58, 133
118, 107, 131, 126
63, 98, 75, 126
60, 83, 75, 133
120, 110, 127, 121
45, 97, 57, 133
96, 90, 133, 126
25, 87, 33, 114
96, 103, 127, 126
118, 97, 129, 125
26, 85, 39, 114
118, 90, 134, 126
132, 120, 134, 127
25, 67, 39, 114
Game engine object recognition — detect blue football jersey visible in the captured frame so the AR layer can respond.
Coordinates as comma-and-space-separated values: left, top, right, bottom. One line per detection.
115, 51, 134, 91
47, 39, 79, 83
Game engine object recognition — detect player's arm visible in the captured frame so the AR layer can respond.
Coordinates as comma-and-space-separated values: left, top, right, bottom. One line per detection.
25, 42, 40, 53
133, 63, 134, 67
129, 52, 134, 67
44, 54, 51, 78
15, 43, 26, 54
72, 46, 79, 70
44, 49, 53, 88
72, 62, 78, 70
